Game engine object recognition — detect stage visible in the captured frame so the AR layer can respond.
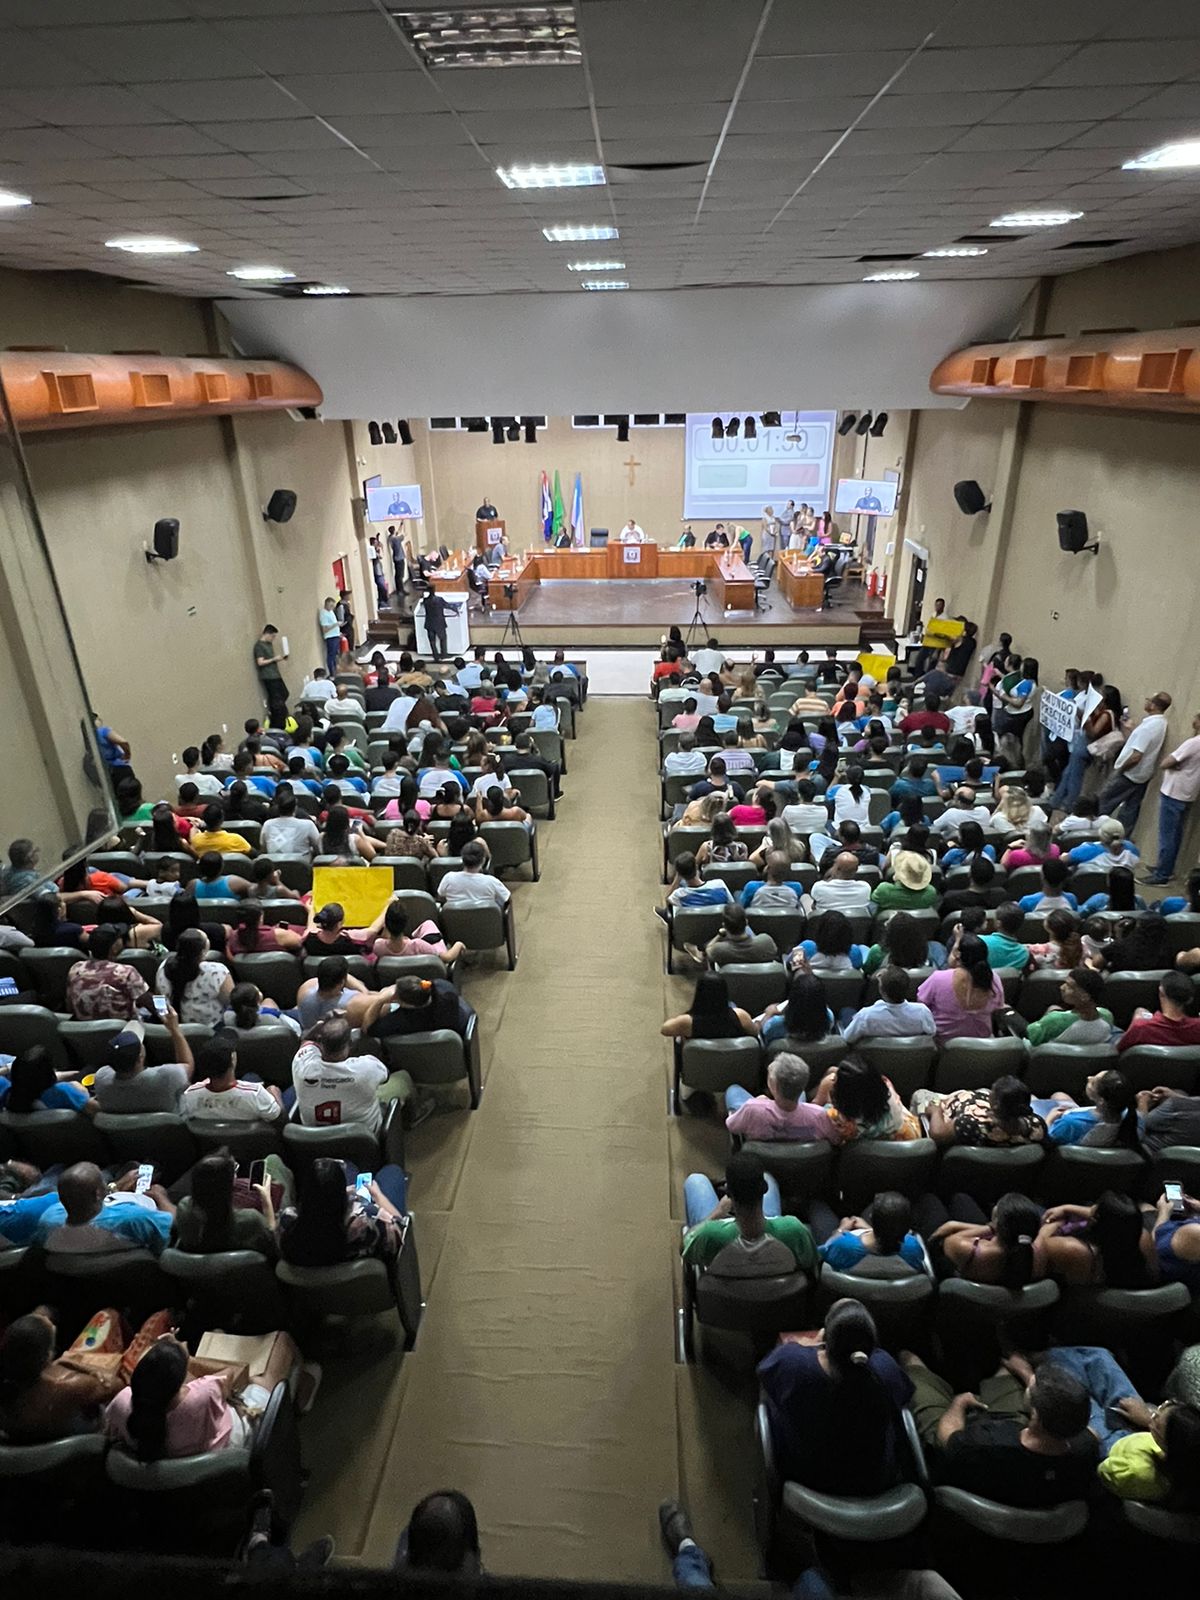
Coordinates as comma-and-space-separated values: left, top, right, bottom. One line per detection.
467, 574, 887, 649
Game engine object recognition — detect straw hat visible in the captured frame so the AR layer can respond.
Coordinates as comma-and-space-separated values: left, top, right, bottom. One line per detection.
892, 851, 933, 892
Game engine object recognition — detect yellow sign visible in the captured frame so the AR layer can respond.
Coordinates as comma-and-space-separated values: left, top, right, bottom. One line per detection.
921, 616, 964, 649
857, 651, 896, 682
311, 866, 394, 928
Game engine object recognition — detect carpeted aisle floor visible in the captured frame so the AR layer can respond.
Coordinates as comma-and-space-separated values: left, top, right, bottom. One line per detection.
298, 697, 747, 1582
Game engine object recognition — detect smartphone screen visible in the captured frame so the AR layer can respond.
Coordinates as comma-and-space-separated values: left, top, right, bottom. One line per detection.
152, 995, 169, 1016
355, 1172, 374, 1198
135, 1163, 154, 1195
1165, 1181, 1185, 1211
248, 1159, 266, 1188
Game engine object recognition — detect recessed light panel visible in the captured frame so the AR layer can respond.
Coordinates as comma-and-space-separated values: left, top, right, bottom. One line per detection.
498, 163, 604, 189
922, 246, 987, 258
581, 279, 628, 290
105, 236, 198, 255
567, 260, 625, 271
990, 210, 1083, 228
1123, 140, 1200, 171
0, 188, 33, 208
392, 5, 580, 68
301, 284, 351, 295
227, 265, 295, 281
542, 224, 618, 242
863, 270, 919, 282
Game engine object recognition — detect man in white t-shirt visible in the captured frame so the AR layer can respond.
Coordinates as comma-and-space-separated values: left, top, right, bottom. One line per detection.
621, 519, 646, 543
1144, 708, 1200, 885
291, 1015, 387, 1134
181, 1034, 283, 1123
946, 693, 985, 739
805, 852, 871, 916
692, 678, 720, 716
1100, 691, 1172, 833
781, 782, 830, 836
174, 746, 224, 796
692, 640, 726, 679
664, 733, 708, 779
438, 841, 512, 909
300, 667, 337, 703
932, 790, 992, 839
261, 800, 322, 858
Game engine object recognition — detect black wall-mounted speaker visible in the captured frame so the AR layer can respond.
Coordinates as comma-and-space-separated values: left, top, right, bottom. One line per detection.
953, 479, 989, 515
265, 489, 297, 523
1057, 509, 1090, 552
152, 517, 179, 560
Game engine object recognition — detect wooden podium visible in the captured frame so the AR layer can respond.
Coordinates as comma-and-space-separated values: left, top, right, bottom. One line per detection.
475, 518, 506, 554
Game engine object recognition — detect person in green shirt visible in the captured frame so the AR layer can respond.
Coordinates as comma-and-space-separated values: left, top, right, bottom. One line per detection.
682, 1150, 816, 1272
871, 849, 937, 911
1009, 967, 1114, 1047
254, 623, 290, 722
981, 902, 1032, 972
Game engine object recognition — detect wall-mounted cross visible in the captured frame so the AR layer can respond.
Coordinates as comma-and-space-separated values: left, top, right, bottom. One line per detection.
624, 454, 641, 485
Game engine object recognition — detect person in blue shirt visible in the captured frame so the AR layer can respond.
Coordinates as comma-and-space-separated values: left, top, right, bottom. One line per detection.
1078, 865, 1146, 919
889, 756, 937, 806
656, 853, 734, 921
0, 1163, 60, 1246
34, 1161, 174, 1254
325, 753, 368, 797
941, 820, 997, 870
1066, 817, 1140, 870
813, 1191, 928, 1274
1016, 857, 1078, 913
0, 1047, 93, 1116
1041, 1068, 1142, 1149
526, 689, 559, 731
880, 794, 924, 840
1154, 865, 1200, 918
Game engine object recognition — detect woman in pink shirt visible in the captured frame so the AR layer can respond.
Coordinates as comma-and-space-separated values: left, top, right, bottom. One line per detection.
1000, 826, 1060, 871
729, 784, 774, 828
105, 1338, 246, 1458
917, 931, 1005, 1045
724, 1053, 841, 1144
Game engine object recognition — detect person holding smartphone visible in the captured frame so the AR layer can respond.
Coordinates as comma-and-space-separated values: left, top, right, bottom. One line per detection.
171, 1153, 277, 1259
92, 1014, 195, 1115
1151, 1187, 1200, 1292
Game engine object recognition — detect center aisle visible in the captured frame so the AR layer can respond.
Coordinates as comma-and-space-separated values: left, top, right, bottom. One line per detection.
350, 698, 680, 1579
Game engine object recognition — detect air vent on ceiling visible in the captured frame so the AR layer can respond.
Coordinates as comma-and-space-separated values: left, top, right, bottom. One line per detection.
391, 5, 579, 68
609, 162, 707, 174
957, 233, 1019, 243
429, 417, 459, 430
1054, 239, 1131, 251
857, 253, 920, 262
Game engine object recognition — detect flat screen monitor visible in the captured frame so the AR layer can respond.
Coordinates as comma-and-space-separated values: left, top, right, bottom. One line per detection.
365, 483, 423, 521
834, 478, 898, 516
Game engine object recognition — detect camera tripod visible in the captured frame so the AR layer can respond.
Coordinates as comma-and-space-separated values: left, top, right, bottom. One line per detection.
497, 586, 526, 650
683, 582, 709, 653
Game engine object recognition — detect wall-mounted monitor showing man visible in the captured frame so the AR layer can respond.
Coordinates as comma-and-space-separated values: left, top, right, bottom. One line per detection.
365, 482, 423, 522
834, 478, 898, 516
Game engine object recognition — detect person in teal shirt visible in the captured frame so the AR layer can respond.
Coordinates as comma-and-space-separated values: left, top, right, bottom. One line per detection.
981, 902, 1032, 971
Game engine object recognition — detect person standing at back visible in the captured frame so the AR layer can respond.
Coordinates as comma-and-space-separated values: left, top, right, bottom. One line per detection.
317, 597, 341, 677
1100, 691, 1172, 833
254, 625, 289, 724
1143, 708, 1200, 886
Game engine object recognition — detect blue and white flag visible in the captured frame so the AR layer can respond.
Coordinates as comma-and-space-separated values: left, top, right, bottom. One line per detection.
570, 471, 584, 546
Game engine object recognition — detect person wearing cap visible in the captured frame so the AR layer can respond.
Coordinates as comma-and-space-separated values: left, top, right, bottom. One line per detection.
181, 1033, 283, 1123
681, 1150, 815, 1271
1065, 816, 1141, 870
871, 850, 937, 911
92, 1010, 195, 1115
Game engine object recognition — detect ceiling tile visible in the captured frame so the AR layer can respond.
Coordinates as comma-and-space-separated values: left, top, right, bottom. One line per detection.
1042, 40, 1200, 86
988, 86, 1158, 122
199, 118, 350, 152
76, 123, 232, 157
49, 21, 255, 81
893, 44, 1079, 93
743, 53, 909, 101
213, 15, 413, 76
276, 72, 444, 116
132, 76, 302, 121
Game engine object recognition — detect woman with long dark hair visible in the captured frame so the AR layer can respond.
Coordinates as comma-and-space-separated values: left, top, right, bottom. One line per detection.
0, 1309, 123, 1443
226, 898, 302, 956
923, 1191, 1044, 1288
321, 803, 379, 863
757, 1299, 914, 1496
1, 1045, 93, 1115
758, 971, 834, 1047
812, 1058, 921, 1142
1036, 1191, 1151, 1288
105, 1337, 250, 1459
156, 927, 232, 1027
862, 907, 946, 977
661, 973, 755, 1040
277, 1155, 406, 1268
172, 1152, 277, 1258
917, 930, 1005, 1045
1044, 1067, 1141, 1149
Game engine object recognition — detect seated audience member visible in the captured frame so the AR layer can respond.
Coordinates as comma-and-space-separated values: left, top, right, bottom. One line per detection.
899, 694, 951, 740
1118, 970, 1200, 1050
872, 850, 936, 911
295, 955, 369, 1031
657, 852, 733, 920
65, 925, 150, 1020
1035, 1191, 1152, 1287
1016, 856, 1078, 913
827, 766, 870, 827
812, 1192, 927, 1274
372, 900, 463, 966
1001, 826, 1061, 872
662, 974, 755, 1041
279, 1155, 407, 1268
300, 666, 337, 703
1137, 1085, 1200, 1156
862, 909, 946, 978
940, 819, 995, 870
687, 756, 745, 806
192, 804, 253, 856
181, 1033, 283, 1123
0, 1163, 62, 1247
0, 1307, 126, 1443
981, 901, 1032, 972
383, 810, 438, 861
931, 787, 991, 840
902, 1351, 1097, 1508
191, 850, 253, 901
226, 899, 303, 956
940, 856, 1007, 918
1149, 1187, 1200, 1292
261, 792, 322, 859
812, 1059, 921, 1142
503, 731, 563, 799
842, 967, 936, 1042
1096, 911, 1170, 974
664, 731, 707, 780
303, 901, 381, 956
792, 909, 866, 974
1043, 1067, 1141, 1148
670, 696, 700, 731
1055, 794, 1101, 839
34, 1161, 174, 1253
758, 1300, 913, 1497
1095, 1385, 1200, 1506
740, 851, 802, 910
175, 747, 224, 796
702, 902, 778, 968
681, 1150, 815, 1271
812, 818, 880, 871
172, 1152, 277, 1259
724, 1053, 837, 1144
322, 802, 379, 862
926, 1075, 1046, 1148
991, 783, 1044, 839
890, 756, 937, 805
697, 812, 749, 868
917, 931, 1005, 1044
92, 1014, 194, 1113
1067, 815, 1140, 869
438, 840, 512, 909
806, 851, 871, 916
922, 1191, 1044, 1286
291, 1015, 389, 1133
0, 1047, 92, 1116
355, 974, 473, 1047
1006, 967, 1113, 1047
158, 928, 234, 1027
780, 779, 829, 836
759, 970, 837, 1051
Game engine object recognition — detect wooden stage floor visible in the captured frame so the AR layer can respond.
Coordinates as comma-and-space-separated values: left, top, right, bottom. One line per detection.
469, 575, 886, 649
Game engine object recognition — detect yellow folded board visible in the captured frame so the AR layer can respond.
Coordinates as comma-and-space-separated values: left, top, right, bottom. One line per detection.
921, 616, 964, 648
857, 651, 896, 681
311, 865, 393, 927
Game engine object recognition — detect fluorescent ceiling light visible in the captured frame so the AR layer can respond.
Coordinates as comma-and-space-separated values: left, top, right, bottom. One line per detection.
226, 265, 296, 281
1123, 139, 1200, 171
542, 224, 618, 242
863, 269, 919, 282
392, 5, 580, 69
498, 163, 604, 189
567, 260, 625, 271
0, 188, 33, 208
989, 210, 1083, 228
105, 235, 198, 255
581, 279, 628, 290
302, 284, 351, 295
922, 246, 987, 258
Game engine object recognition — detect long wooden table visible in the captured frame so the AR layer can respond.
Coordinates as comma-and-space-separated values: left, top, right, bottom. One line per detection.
428, 543, 761, 611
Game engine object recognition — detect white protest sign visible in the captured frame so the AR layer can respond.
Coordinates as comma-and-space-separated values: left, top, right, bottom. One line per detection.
1039, 689, 1080, 742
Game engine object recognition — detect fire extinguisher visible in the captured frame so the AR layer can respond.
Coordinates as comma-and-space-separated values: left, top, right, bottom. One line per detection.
866, 569, 878, 597
879, 571, 888, 598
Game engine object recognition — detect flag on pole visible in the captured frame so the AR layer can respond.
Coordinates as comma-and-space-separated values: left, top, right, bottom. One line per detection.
540, 470, 553, 541
570, 471, 584, 546
552, 469, 566, 543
